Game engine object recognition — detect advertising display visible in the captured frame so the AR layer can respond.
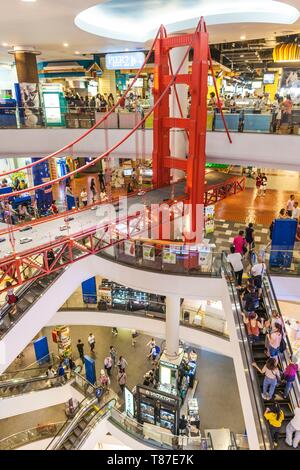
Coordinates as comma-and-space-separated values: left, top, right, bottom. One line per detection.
124, 240, 136, 257
81, 277, 97, 304
124, 386, 135, 417
43, 93, 61, 124
33, 336, 49, 363
136, 385, 180, 434
205, 205, 215, 234
143, 244, 155, 262
263, 73, 275, 84
270, 218, 297, 268
53, 326, 72, 358
84, 356, 96, 385
19, 82, 42, 128
106, 52, 145, 70
162, 249, 176, 265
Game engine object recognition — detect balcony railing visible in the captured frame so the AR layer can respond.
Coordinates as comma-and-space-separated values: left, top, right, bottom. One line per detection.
1, 105, 300, 135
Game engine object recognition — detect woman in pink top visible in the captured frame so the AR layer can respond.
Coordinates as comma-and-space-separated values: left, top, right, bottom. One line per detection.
233, 230, 247, 255
267, 323, 282, 357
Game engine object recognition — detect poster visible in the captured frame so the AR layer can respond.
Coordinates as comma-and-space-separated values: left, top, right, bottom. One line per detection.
205, 205, 215, 234
20, 82, 42, 128
163, 249, 176, 265
124, 386, 135, 417
124, 240, 135, 257
143, 244, 155, 261
198, 246, 211, 266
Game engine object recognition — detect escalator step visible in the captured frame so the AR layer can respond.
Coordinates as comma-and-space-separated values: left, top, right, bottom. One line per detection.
67, 434, 77, 445
73, 428, 82, 438
60, 441, 72, 450
78, 421, 87, 431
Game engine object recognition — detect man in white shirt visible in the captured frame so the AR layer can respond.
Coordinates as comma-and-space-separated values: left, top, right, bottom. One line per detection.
292, 201, 300, 220
250, 256, 266, 297
88, 333, 95, 352
286, 402, 300, 448
227, 246, 244, 288
286, 194, 295, 217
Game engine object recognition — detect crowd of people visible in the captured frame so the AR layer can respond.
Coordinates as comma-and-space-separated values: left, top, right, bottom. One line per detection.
226, 220, 300, 448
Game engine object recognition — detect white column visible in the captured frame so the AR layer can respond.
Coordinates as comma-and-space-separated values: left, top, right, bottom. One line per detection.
222, 286, 261, 450
169, 46, 189, 182
165, 295, 181, 358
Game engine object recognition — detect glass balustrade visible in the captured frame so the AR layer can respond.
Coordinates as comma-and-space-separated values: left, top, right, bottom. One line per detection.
1, 105, 300, 135
0, 421, 64, 450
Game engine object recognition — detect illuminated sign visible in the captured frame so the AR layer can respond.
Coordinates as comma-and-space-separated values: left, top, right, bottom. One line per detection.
106, 52, 145, 70
124, 386, 135, 417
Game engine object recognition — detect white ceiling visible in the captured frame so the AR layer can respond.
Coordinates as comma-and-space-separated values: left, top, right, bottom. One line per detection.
0, 0, 300, 66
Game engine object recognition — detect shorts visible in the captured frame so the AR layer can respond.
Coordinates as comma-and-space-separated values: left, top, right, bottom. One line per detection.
287, 210, 293, 217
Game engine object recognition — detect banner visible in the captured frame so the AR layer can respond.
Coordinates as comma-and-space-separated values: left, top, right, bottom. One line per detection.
143, 244, 155, 261
205, 205, 215, 234
163, 249, 176, 265
124, 240, 135, 257
19, 82, 42, 128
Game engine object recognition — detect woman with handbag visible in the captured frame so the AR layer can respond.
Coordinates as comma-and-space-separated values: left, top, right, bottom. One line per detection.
252, 358, 281, 400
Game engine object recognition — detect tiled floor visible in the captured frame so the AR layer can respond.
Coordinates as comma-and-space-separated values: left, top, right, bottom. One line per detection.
0, 326, 245, 443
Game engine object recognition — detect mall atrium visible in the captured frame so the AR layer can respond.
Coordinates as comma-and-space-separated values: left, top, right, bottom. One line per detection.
0, 0, 300, 453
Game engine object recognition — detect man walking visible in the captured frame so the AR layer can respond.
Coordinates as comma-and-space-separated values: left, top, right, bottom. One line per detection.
88, 333, 95, 353
77, 339, 85, 363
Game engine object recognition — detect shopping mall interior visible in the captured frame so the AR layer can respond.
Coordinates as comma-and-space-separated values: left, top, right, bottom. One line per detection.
1, 0, 300, 454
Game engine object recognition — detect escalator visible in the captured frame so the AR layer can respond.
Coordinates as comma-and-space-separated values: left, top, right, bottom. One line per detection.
47, 397, 117, 450
222, 253, 299, 449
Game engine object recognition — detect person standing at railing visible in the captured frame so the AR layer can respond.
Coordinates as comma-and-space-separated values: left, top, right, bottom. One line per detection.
285, 401, 300, 448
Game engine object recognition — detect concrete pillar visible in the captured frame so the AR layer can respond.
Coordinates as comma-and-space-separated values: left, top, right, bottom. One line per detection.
169, 46, 189, 182
165, 295, 181, 358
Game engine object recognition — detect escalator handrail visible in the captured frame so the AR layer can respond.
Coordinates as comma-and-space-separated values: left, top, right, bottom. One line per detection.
74, 398, 117, 450
0, 352, 58, 381
262, 275, 300, 406
221, 252, 272, 450
46, 395, 97, 450
0, 267, 67, 340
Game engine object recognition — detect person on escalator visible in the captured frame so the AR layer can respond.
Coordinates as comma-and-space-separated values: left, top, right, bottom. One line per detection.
252, 358, 281, 401
227, 245, 244, 288
282, 358, 299, 399
241, 311, 263, 343
267, 323, 283, 358
264, 403, 285, 448
241, 284, 259, 314
250, 256, 266, 299
285, 402, 300, 448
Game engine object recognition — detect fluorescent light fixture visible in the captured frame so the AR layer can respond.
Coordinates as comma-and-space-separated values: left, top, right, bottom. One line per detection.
74, 51, 80, 55
63, 43, 69, 47
240, 35, 246, 40
2, 43, 8, 47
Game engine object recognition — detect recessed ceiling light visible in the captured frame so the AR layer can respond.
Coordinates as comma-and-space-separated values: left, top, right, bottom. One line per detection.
2, 43, 8, 47
124, 48, 129, 52
240, 35, 246, 40
240, 54, 244, 58
245, 60, 249, 63
74, 51, 80, 55
21, 0, 37, 2
63, 43, 69, 47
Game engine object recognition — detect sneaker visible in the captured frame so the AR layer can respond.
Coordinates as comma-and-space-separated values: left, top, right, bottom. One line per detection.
262, 393, 268, 400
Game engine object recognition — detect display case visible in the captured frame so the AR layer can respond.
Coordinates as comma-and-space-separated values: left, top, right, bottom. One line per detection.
136, 385, 180, 434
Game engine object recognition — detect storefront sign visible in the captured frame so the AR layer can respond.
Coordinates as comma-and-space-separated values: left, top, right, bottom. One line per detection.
106, 52, 145, 70
162, 249, 176, 265
124, 386, 135, 417
124, 240, 136, 257
138, 386, 178, 405
143, 245, 155, 261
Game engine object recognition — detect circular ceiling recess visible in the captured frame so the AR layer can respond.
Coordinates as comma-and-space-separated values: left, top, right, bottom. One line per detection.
75, 0, 300, 42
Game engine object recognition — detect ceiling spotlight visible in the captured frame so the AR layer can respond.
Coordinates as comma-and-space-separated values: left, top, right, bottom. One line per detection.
240, 54, 244, 58
74, 51, 80, 55
63, 43, 69, 47
2, 42, 8, 47
240, 35, 246, 40
245, 60, 249, 63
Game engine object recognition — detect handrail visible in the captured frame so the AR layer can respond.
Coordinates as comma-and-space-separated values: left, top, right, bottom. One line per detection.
221, 252, 272, 450
0, 352, 57, 381
74, 398, 117, 450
